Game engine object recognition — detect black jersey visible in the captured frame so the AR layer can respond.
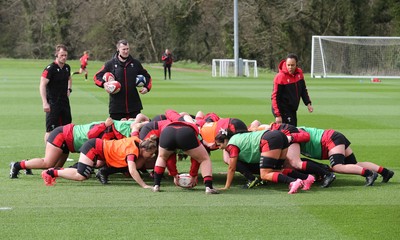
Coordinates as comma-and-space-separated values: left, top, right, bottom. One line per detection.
42, 62, 71, 104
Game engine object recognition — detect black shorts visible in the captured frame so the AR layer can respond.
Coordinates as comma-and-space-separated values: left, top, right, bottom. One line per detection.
110, 111, 140, 121
47, 126, 69, 154
45, 103, 72, 132
159, 125, 200, 151
79, 138, 104, 161
330, 131, 351, 149
260, 130, 289, 152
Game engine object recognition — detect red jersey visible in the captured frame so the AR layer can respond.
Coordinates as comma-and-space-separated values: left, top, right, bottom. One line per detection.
80, 54, 89, 68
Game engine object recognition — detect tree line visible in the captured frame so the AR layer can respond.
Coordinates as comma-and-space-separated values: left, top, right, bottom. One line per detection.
1, 0, 399, 71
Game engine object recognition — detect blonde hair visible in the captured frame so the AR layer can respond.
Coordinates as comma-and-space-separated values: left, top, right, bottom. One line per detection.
55, 44, 67, 56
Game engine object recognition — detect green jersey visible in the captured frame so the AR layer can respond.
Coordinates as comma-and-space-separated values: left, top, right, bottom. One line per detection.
72, 121, 103, 151
228, 131, 266, 164
113, 120, 134, 137
298, 126, 324, 159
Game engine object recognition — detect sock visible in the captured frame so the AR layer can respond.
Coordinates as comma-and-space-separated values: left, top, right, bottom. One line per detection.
277, 173, 296, 184
85, 74, 88, 80
302, 158, 330, 169
302, 160, 329, 176
361, 168, 373, 177
203, 176, 213, 188
72, 72, 79, 75
282, 168, 308, 180
378, 167, 389, 176
153, 166, 165, 186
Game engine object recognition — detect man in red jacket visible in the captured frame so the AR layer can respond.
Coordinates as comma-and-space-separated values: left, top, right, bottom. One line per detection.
271, 53, 313, 126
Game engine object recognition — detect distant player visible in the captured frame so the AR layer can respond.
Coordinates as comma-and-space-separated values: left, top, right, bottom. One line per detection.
72, 50, 89, 80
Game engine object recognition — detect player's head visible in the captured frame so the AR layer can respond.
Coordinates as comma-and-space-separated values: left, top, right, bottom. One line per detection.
116, 39, 130, 60
139, 135, 158, 158
55, 44, 68, 64
215, 129, 234, 149
286, 53, 298, 74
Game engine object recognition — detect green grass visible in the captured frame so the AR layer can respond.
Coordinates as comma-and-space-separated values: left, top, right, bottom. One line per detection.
0, 58, 399, 240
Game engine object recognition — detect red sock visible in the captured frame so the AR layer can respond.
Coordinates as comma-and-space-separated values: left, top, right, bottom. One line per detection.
301, 161, 307, 171
203, 176, 212, 183
20, 160, 26, 169
281, 168, 293, 175
154, 166, 165, 175
271, 172, 280, 183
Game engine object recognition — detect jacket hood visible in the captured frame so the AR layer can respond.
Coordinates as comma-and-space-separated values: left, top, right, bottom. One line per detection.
278, 59, 302, 75
278, 59, 288, 73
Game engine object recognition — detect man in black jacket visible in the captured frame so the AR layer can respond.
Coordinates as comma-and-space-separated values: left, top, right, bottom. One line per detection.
95, 39, 153, 120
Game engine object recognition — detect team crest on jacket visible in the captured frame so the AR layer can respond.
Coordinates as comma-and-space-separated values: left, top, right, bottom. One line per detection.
130, 63, 134, 67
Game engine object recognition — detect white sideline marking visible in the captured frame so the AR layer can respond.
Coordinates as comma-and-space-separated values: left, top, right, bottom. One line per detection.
0, 207, 12, 210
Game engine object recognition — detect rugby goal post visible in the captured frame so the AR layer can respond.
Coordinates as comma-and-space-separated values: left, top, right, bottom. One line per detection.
311, 36, 400, 78
212, 59, 258, 77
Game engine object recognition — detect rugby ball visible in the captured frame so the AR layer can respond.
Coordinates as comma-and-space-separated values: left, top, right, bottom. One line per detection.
178, 173, 193, 188
136, 75, 147, 87
105, 81, 121, 94
103, 72, 115, 82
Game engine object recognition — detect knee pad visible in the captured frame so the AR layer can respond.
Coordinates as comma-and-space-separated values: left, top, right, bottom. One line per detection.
77, 162, 93, 179
260, 156, 284, 169
345, 153, 357, 164
329, 154, 345, 167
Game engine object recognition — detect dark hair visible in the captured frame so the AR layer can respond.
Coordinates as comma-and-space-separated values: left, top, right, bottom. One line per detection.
286, 53, 298, 63
214, 129, 234, 144
116, 39, 129, 48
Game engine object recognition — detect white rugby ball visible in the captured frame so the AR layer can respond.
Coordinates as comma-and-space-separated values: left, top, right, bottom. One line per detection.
105, 81, 121, 94
178, 173, 193, 188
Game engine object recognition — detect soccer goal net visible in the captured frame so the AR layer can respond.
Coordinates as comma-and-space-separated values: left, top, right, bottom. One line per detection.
311, 36, 400, 78
212, 59, 258, 77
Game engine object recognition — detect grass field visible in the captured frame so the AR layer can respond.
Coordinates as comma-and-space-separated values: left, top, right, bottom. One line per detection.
0, 58, 399, 240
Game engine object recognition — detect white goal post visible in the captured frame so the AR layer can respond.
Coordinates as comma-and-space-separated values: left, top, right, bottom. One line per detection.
311, 36, 400, 78
212, 59, 258, 77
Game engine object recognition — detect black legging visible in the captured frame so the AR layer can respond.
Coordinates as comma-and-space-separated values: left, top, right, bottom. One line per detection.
164, 64, 171, 79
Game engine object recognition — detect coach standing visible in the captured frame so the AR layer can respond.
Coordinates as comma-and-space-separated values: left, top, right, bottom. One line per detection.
161, 49, 173, 80
40, 44, 72, 143
94, 39, 152, 120
271, 53, 313, 127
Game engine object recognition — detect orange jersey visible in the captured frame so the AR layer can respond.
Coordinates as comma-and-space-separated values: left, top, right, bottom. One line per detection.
103, 137, 140, 168
200, 121, 219, 144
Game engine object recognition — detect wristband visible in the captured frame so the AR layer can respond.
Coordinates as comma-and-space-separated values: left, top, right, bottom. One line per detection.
68, 88, 72, 93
